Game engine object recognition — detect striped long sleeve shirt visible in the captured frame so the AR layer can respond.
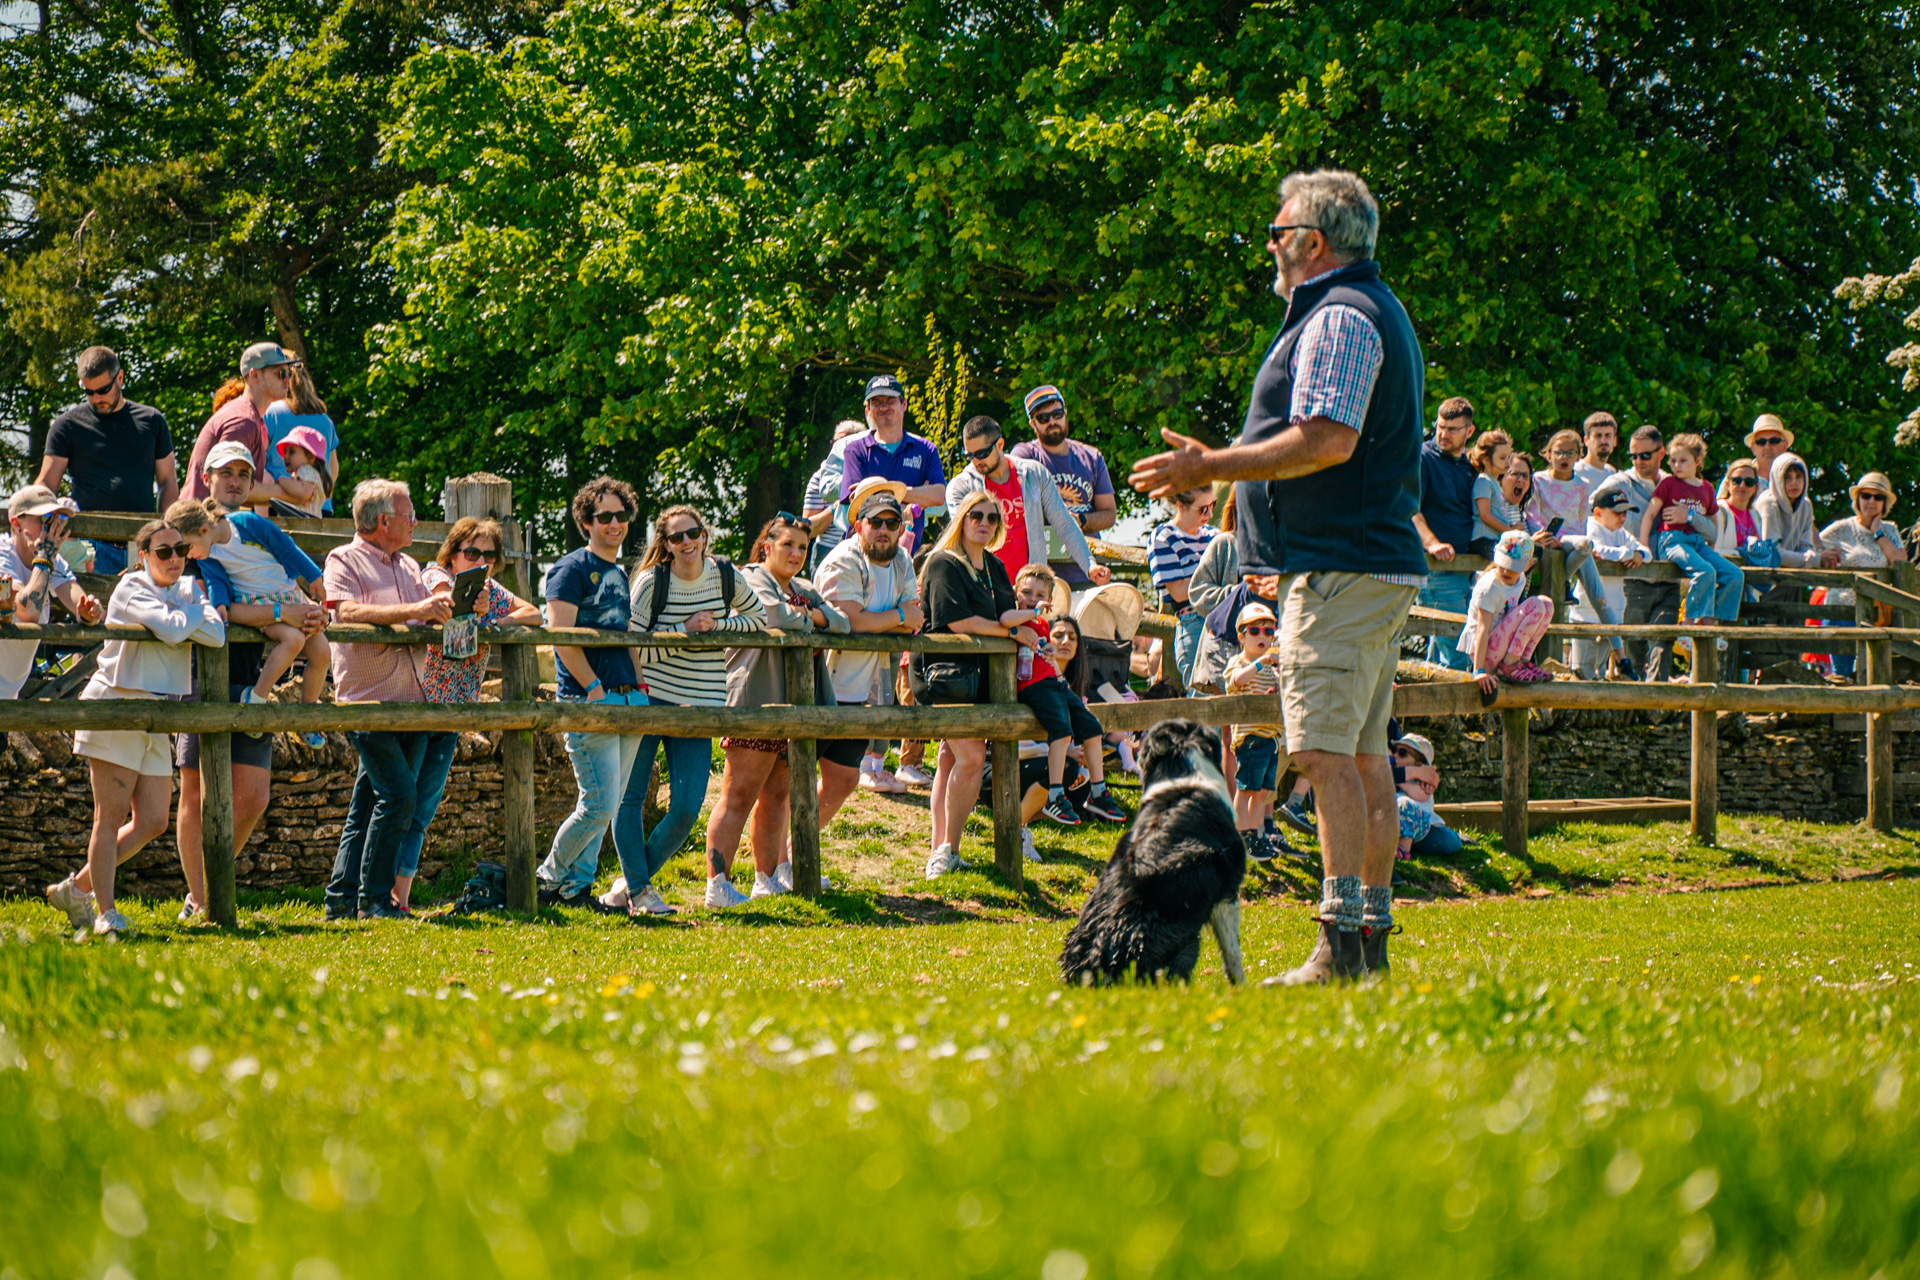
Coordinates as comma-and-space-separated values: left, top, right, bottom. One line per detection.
629, 560, 768, 707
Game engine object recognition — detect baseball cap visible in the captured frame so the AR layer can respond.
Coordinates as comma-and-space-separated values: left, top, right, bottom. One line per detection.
864, 374, 905, 402
1024, 384, 1065, 418
1592, 489, 1631, 512
8, 484, 77, 521
1236, 601, 1277, 630
239, 342, 301, 375
862, 493, 904, 518
1392, 732, 1436, 765
1493, 529, 1534, 571
203, 441, 256, 475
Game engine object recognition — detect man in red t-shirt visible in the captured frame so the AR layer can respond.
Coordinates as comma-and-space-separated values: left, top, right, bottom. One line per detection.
943, 415, 1108, 588
185, 342, 304, 505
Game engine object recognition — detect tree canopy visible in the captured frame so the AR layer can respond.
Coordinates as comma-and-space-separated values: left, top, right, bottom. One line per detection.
5, 0, 1917, 548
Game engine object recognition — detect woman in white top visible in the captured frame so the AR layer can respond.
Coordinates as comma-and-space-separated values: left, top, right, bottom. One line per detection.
1819, 472, 1908, 678
49, 519, 226, 937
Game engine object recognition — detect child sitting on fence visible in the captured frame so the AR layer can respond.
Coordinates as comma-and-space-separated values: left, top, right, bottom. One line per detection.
1573, 489, 1647, 680
1013, 564, 1125, 826
1467, 430, 1520, 558
165, 497, 329, 742
1640, 432, 1744, 628
1461, 530, 1555, 691
1525, 430, 1629, 668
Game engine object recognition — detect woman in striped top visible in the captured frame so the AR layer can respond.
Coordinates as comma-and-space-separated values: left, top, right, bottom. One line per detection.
1144, 485, 1217, 684
613, 504, 768, 911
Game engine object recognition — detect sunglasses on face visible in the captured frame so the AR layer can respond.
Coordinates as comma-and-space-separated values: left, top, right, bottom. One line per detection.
966, 509, 1002, 526
1032, 408, 1066, 425
1728, 477, 1759, 488
1630, 449, 1659, 461
966, 442, 999, 460
589, 509, 631, 526
1859, 493, 1887, 504
865, 515, 902, 531
1752, 437, 1785, 447
665, 526, 705, 545
147, 543, 186, 562
1240, 625, 1276, 637
81, 375, 119, 398
455, 544, 501, 562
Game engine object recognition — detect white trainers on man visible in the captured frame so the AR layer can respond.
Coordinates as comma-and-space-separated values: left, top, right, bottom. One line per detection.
46, 876, 96, 930
1022, 827, 1040, 862
705, 875, 750, 909
627, 885, 676, 916
925, 844, 968, 879
751, 871, 788, 899
92, 908, 135, 939
599, 875, 631, 910
894, 763, 935, 788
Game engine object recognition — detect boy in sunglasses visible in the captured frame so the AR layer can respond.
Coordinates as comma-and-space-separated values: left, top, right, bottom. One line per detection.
1222, 602, 1289, 860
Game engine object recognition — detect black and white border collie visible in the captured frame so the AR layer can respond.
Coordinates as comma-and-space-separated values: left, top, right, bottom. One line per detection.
1059, 719, 1247, 985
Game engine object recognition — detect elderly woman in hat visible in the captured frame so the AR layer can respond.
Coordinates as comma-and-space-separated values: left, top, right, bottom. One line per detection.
1819, 472, 1907, 677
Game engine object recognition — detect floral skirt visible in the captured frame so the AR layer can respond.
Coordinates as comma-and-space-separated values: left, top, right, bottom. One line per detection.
722, 736, 787, 758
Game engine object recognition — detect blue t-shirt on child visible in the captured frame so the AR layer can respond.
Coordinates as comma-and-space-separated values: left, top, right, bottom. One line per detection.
545, 547, 636, 698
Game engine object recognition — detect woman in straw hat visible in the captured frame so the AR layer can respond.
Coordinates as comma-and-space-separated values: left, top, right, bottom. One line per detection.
1818, 472, 1908, 677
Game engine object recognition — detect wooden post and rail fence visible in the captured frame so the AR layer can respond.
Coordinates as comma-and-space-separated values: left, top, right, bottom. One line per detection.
9, 520, 1914, 929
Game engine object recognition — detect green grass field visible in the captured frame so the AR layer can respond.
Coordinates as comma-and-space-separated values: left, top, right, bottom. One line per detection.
3, 808, 1918, 1278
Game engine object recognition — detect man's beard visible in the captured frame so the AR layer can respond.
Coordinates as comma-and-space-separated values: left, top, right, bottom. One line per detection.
863, 535, 896, 563
1271, 238, 1315, 299
1036, 422, 1069, 447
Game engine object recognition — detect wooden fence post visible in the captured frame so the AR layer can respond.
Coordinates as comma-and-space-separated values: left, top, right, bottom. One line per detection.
197, 642, 237, 927
500, 641, 539, 913
1866, 637, 1894, 834
1157, 625, 1186, 695
987, 651, 1023, 887
1691, 640, 1719, 846
1501, 707, 1529, 858
784, 646, 822, 899
1537, 547, 1569, 665
443, 473, 530, 600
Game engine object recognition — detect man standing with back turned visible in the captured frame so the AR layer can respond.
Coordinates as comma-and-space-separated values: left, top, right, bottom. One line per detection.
1132, 169, 1426, 984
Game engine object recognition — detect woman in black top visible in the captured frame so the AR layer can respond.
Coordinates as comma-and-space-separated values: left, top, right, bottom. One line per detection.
920, 490, 1045, 877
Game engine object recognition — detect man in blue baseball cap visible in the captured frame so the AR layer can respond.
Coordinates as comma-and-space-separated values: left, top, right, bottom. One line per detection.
839, 373, 947, 549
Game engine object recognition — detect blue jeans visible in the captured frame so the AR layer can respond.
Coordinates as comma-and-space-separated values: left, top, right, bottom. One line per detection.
1826, 618, 1858, 678
1173, 611, 1205, 685
1411, 825, 1464, 858
614, 697, 712, 889
1418, 570, 1474, 670
395, 731, 459, 878
1654, 531, 1744, 623
87, 539, 127, 576
537, 691, 645, 897
326, 730, 442, 916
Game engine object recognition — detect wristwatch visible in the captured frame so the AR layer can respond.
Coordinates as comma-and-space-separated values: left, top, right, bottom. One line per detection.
273, 601, 282, 622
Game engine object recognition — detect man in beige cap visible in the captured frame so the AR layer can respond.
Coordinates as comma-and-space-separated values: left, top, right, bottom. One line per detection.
2, 484, 103, 697
184, 342, 304, 504
1746, 414, 1794, 494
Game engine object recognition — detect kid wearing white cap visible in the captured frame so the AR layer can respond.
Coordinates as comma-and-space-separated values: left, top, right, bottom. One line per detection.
1222, 602, 1289, 859
1460, 530, 1555, 690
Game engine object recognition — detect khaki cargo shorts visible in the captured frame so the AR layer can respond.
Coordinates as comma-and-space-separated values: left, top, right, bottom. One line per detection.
1277, 571, 1418, 759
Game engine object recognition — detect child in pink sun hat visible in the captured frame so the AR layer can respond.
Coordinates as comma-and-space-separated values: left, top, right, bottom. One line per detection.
275, 425, 330, 518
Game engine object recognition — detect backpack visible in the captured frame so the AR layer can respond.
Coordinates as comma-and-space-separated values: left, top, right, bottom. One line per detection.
643, 556, 737, 633
449, 860, 509, 914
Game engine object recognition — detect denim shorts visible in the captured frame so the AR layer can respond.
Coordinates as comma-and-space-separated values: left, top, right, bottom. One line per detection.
1233, 734, 1281, 793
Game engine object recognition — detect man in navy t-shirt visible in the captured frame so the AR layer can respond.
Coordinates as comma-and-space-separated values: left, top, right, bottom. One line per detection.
1411, 397, 1478, 670
1007, 383, 1117, 589
839, 375, 948, 548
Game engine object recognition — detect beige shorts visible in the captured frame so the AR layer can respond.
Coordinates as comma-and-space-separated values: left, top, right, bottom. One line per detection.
1278, 572, 1418, 759
74, 728, 175, 778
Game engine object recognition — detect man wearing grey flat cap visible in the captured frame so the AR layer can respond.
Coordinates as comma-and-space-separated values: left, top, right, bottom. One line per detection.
184, 342, 304, 505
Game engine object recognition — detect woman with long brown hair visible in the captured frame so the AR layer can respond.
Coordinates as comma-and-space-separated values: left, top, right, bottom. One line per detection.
265, 363, 342, 515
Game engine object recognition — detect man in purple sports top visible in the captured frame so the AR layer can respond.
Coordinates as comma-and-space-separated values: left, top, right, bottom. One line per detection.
1007, 383, 1117, 588
839, 375, 947, 548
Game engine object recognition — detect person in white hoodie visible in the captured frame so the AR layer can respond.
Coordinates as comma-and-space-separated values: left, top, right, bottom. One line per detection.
45, 518, 226, 938
1569, 489, 1648, 679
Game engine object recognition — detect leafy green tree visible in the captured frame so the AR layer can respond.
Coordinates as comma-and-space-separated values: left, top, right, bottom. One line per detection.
1835, 258, 1920, 448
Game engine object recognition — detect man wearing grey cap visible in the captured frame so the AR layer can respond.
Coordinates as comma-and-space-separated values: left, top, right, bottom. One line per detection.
38, 346, 178, 575
183, 342, 303, 505
1, 485, 103, 699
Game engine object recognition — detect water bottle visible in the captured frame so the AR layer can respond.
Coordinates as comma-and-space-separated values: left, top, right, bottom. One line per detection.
1017, 645, 1033, 681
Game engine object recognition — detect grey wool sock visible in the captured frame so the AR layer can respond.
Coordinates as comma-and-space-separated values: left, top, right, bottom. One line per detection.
1320, 875, 1363, 933
1361, 884, 1393, 931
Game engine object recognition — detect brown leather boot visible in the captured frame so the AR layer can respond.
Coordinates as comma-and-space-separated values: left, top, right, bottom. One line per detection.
1262, 917, 1363, 986
1360, 922, 1400, 978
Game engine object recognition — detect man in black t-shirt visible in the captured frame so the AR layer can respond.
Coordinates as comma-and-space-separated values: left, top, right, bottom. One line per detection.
37, 346, 180, 575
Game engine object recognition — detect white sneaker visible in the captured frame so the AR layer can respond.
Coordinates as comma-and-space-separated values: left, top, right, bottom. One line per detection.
627, 885, 676, 916
1022, 827, 1040, 862
177, 897, 203, 923
704, 875, 750, 909
47, 877, 96, 930
856, 768, 891, 793
894, 764, 935, 787
92, 908, 135, 939
773, 861, 793, 893
751, 871, 788, 899
598, 875, 631, 910
925, 844, 968, 879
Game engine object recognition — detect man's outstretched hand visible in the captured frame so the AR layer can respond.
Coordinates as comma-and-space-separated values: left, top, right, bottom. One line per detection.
1129, 428, 1217, 500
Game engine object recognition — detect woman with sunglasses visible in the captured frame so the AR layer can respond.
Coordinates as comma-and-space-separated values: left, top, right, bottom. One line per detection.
1712, 458, 1782, 579
1145, 485, 1217, 684
918, 490, 1046, 877
693, 514, 851, 899
618, 504, 767, 911
50, 520, 226, 937
1818, 472, 1908, 678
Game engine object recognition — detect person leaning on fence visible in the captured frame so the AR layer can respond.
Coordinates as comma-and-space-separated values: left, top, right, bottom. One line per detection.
815, 480, 923, 826
1753, 452, 1839, 573
1145, 485, 1217, 683
1713, 457, 1781, 576
2, 486, 104, 697
185, 343, 302, 507
802, 419, 871, 573
321, 478, 455, 922
617, 503, 768, 912
1593, 426, 1682, 680
1570, 489, 1649, 680
536, 476, 643, 912
1411, 397, 1478, 670
1639, 432, 1744, 633
683, 514, 851, 905
1818, 471, 1908, 680
38, 346, 180, 575
1522, 437, 1632, 673
404, 517, 542, 914
44, 519, 226, 938
916, 488, 1046, 878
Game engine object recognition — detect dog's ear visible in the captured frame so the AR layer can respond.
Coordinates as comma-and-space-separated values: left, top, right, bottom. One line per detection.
1139, 719, 1194, 772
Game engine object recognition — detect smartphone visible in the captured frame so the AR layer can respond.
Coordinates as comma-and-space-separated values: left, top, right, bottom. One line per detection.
1546, 517, 1564, 536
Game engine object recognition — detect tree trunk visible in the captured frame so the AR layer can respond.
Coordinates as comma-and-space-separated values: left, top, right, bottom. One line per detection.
270, 277, 311, 365
737, 412, 785, 556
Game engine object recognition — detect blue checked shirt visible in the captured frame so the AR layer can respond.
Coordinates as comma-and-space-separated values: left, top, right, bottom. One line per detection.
1279, 267, 1424, 590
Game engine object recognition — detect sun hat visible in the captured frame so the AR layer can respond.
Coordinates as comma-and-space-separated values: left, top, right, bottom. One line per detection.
8, 484, 77, 521
1236, 601, 1277, 631
1744, 413, 1794, 450
1493, 529, 1534, 572
239, 342, 300, 375
276, 424, 329, 466
202, 440, 255, 475
1073, 582, 1144, 643
1850, 471, 1897, 511
1393, 732, 1436, 766
847, 477, 909, 523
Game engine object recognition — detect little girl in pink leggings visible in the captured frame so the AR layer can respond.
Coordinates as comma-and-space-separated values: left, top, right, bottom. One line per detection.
1459, 530, 1555, 692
